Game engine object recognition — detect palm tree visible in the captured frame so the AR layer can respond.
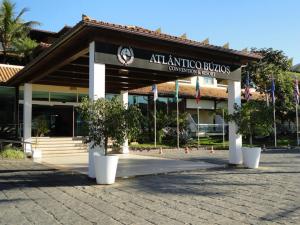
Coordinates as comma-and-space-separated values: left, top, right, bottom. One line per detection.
0, 0, 40, 63
13, 36, 38, 63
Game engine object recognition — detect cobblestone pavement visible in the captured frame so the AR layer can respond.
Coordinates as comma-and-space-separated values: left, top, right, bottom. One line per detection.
1, 149, 300, 225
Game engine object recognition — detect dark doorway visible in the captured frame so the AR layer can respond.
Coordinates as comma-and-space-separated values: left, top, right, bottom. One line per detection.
32, 105, 73, 137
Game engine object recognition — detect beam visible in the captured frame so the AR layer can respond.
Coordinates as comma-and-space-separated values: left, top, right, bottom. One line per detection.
30, 44, 89, 83
55, 70, 87, 76
46, 75, 89, 81
59, 64, 89, 73
38, 79, 88, 87
71, 57, 89, 65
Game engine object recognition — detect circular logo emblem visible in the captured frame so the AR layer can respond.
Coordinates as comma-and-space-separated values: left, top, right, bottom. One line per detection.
117, 46, 134, 65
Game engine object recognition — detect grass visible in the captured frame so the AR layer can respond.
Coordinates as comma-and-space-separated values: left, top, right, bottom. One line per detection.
130, 135, 299, 150
0, 147, 25, 159
130, 143, 171, 150
187, 137, 229, 149
242, 136, 297, 148
130, 137, 229, 150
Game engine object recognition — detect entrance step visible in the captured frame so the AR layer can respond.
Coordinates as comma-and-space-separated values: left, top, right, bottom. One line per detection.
33, 137, 88, 158
42, 150, 88, 156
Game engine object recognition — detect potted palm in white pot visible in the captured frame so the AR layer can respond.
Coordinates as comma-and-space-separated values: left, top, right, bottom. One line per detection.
79, 96, 142, 184
227, 101, 273, 168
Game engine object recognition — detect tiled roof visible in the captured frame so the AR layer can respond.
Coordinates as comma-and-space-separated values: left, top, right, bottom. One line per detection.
83, 16, 262, 60
0, 64, 23, 83
27, 16, 262, 59
29, 17, 261, 60
129, 82, 264, 100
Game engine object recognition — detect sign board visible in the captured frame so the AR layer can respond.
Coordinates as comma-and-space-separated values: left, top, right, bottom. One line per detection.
95, 42, 241, 81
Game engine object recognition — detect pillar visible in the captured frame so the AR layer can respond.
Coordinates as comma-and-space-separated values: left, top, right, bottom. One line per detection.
228, 70, 243, 165
88, 41, 105, 178
14, 86, 20, 138
121, 90, 129, 154
23, 83, 32, 153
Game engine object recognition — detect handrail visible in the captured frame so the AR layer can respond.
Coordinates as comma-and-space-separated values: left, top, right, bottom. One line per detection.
0, 139, 32, 153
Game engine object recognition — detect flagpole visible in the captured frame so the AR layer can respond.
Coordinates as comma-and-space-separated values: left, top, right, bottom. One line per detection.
273, 100, 277, 147
197, 107, 199, 150
222, 108, 225, 148
177, 98, 179, 150
154, 98, 157, 148
296, 102, 299, 146
270, 78, 277, 148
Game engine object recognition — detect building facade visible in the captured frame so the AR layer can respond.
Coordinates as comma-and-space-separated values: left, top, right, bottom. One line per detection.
0, 16, 262, 173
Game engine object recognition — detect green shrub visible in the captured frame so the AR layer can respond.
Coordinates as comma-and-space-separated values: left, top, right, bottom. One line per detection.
129, 143, 170, 150
0, 148, 25, 159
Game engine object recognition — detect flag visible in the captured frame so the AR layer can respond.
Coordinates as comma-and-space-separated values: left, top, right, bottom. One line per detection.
270, 79, 275, 104
152, 84, 158, 101
294, 79, 299, 104
195, 76, 201, 103
175, 80, 179, 101
244, 72, 251, 101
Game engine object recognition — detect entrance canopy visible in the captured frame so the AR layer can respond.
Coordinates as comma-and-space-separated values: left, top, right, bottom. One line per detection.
8, 17, 260, 91
8, 16, 263, 175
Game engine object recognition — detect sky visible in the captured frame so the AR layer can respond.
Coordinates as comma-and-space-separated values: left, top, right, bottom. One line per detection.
13, 0, 300, 64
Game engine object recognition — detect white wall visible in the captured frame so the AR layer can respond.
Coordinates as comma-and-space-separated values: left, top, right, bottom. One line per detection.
186, 99, 215, 109
186, 99, 227, 110
190, 76, 217, 87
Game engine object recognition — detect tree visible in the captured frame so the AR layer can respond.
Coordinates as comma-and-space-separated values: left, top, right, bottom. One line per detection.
154, 110, 169, 144
12, 36, 37, 62
226, 101, 273, 146
79, 97, 142, 155
0, 0, 39, 63
245, 48, 291, 92
32, 115, 49, 137
244, 48, 295, 122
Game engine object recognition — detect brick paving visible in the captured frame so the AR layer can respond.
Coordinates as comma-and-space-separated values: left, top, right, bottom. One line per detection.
0, 149, 300, 225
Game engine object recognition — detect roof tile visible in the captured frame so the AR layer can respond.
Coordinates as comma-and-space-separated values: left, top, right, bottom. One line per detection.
83, 18, 261, 59
0, 64, 23, 83
129, 82, 264, 100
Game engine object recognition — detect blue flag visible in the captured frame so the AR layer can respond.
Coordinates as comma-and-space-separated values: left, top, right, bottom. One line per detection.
244, 72, 251, 101
270, 79, 275, 104
195, 76, 201, 103
152, 84, 158, 101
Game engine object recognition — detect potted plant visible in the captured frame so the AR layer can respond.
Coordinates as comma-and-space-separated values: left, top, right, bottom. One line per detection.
227, 101, 272, 168
32, 115, 49, 159
79, 96, 142, 184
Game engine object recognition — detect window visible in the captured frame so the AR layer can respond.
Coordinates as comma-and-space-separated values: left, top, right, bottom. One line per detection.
203, 77, 214, 85
105, 93, 117, 100
129, 95, 148, 105
50, 92, 77, 102
32, 91, 49, 101
19, 90, 24, 100
178, 77, 191, 83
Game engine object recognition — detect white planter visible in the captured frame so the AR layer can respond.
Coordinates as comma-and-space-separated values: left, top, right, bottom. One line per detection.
94, 152, 119, 184
32, 149, 42, 159
242, 147, 261, 169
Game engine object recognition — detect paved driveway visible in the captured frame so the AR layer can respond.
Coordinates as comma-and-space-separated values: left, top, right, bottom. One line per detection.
0, 149, 299, 225
40, 153, 220, 178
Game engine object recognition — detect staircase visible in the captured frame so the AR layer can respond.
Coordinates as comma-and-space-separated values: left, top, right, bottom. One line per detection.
32, 137, 88, 158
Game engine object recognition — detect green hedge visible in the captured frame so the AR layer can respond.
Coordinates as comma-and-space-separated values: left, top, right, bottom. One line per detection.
0, 148, 25, 159
130, 143, 171, 150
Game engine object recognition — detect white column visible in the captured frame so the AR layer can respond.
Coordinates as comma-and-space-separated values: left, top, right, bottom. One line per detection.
228, 72, 243, 165
23, 83, 32, 153
88, 41, 106, 178
121, 90, 129, 154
